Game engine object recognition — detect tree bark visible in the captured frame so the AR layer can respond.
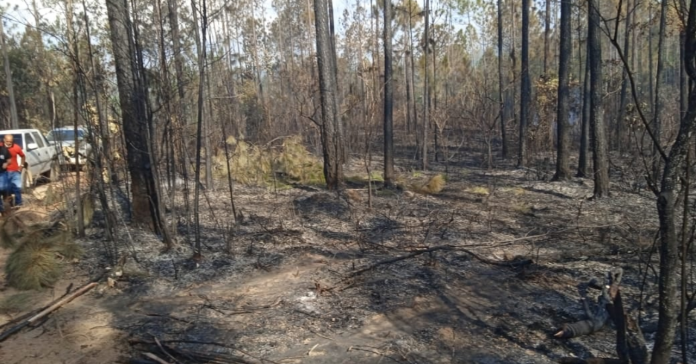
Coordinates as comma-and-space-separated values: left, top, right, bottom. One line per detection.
408, 5, 419, 159
519, 0, 530, 168
105, 0, 171, 243
650, 3, 696, 363
167, 0, 186, 104
588, 0, 609, 197
383, 0, 394, 187
498, 0, 509, 159
652, 0, 667, 180
65, 0, 85, 237
421, 0, 430, 170
617, 0, 632, 156
578, 34, 591, 178
553, 0, 571, 180
191, 0, 207, 258
544, 0, 550, 75
314, 0, 343, 189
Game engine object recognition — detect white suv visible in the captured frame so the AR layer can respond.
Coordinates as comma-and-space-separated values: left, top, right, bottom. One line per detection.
0, 128, 61, 187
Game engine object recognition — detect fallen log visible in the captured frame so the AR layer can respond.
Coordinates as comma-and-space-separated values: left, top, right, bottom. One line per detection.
0, 281, 97, 343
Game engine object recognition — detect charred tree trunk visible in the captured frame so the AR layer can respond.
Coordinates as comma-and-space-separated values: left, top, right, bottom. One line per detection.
650, 4, 696, 363
498, 0, 509, 159
105, 0, 172, 246
652, 0, 667, 181
588, 0, 609, 197
383, 0, 394, 187
544, 0, 550, 75
66, 0, 85, 237
578, 36, 591, 178
191, 0, 207, 258
553, 0, 571, 180
314, 0, 343, 189
652, 26, 696, 364
421, 0, 431, 170
167, 0, 186, 104
617, 0, 632, 155
519, 0, 531, 168
408, 7, 419, 159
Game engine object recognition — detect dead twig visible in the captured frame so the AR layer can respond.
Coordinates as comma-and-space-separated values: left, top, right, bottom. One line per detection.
154, 336, 182, 364
348, 346, 403, 363
143, 352, 172, 364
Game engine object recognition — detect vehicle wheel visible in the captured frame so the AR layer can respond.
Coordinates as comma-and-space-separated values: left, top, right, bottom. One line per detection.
49, 160, 61, 182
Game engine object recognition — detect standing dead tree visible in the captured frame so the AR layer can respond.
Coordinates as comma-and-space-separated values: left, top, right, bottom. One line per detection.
314, 0, 344, 189
105, 0, 173, 248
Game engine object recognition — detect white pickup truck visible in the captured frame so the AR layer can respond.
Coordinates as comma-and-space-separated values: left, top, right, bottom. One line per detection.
0, 128, 61, 188
46, 126, 93, 170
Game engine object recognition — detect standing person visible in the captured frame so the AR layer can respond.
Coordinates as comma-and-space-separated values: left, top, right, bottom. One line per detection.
0, 142, 10, 214
4, 135, 25, 206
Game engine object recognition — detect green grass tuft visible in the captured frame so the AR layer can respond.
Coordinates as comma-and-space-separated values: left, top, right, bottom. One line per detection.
6, 240, 62, 290
0, 292, 38, 314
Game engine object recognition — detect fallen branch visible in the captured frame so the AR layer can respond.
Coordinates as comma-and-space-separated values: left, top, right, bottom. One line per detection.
0, 281, 97, 342
557, 359, 624, 364
154, 336, 181, 364
128, 339, 270, 364
344, 245, 532, 280
0, 283, 73, 331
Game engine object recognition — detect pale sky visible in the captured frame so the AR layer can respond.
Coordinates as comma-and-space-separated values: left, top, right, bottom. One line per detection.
1, 0, 430, 36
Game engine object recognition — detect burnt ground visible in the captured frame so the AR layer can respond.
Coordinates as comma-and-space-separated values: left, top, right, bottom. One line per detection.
1, 154, 695, 364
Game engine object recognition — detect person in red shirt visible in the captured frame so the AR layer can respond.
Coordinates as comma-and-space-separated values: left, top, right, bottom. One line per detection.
4, 134, 25, 206
0, 143, 10, 213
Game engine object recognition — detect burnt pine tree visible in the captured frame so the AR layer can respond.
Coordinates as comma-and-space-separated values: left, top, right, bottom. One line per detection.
577, 36, 591, 178
497, 0, 508, 158
383, 0, 394, 187
543, 0, 550, 75
651, 0, 696, 360
314, 0, 344, 189
518, 0, 530, 167
421, 0, 430, 170
616, 0, 633, 155
553, 0, 571, 180
588, 0, 609, 197
652, 0, 667, 180
105, 0, 172, 247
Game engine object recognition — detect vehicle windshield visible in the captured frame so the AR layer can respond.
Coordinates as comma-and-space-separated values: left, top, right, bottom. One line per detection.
47, 129, 84, 142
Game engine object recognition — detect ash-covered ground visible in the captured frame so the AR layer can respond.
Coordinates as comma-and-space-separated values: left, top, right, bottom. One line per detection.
1, 156, 694, 364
